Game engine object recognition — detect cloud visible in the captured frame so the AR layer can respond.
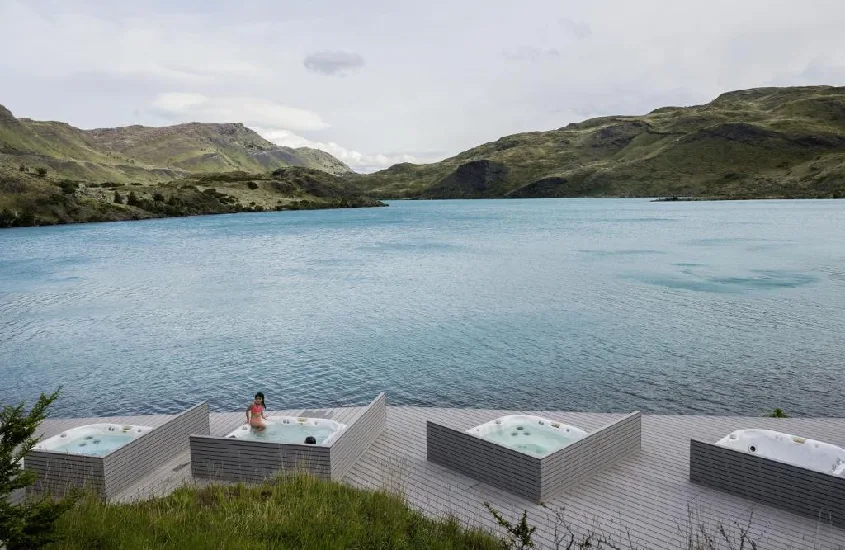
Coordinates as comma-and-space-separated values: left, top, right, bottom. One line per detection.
0, 2, 270, 84
502, 46, 561, 62
558, 17, 592, 40
303, 51, 366, 76
148, 93, 329, 132
256, 127, 429, 173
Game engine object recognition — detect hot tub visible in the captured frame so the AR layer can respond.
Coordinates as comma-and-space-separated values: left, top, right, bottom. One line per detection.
466, 415, 588, 457
34, 424, 154, 457
716, 429, 845, 477
225, 416, 346, 445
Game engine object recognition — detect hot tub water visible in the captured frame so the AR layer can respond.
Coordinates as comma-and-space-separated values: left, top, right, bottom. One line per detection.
466, 415, 588, 457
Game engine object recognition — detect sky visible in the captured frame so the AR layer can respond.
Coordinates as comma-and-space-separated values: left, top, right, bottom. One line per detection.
1, 1, 844, 173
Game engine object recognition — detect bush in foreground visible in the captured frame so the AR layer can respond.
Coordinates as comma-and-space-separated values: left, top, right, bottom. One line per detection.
49, 475, 500, 550
1, 389, 77, 550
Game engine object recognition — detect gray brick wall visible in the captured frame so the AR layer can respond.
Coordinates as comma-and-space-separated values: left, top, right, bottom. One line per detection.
689, 439, 845, 528
330, 393, 387, 480
540, 412, 641, 500
427, 421, 543, 501
25, 451, 105, 497
427, 412, 642, 503
190, 435, 331, 482
25, 402, 209, 500
102, 402, 210, 499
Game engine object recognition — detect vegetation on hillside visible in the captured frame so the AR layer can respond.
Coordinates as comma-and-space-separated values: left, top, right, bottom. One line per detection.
0, 104, 352, 185
354, 85, 845, 200
0, 166, 383, 228
0, 103, 376, 228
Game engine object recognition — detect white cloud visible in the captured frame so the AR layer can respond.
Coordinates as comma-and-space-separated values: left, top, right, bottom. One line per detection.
149, 94, 329, 132
256, 127, 425, 173
0, 1, 269, 83
502, 47, 561, 62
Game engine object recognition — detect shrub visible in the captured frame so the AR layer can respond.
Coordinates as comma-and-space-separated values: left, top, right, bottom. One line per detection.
767, 408, 789, 418
58, 181, 78, 194
153, 192, 165, 202
484, 503, 535, 549
113, 191, 123, 204
247, 181, 259, 190
0, 208, 16, 227
36, 167, 47, 178
18, 210, 36, 227
127, 191, 141, 207
0, 389, 77, 549
18, 164, 25, 172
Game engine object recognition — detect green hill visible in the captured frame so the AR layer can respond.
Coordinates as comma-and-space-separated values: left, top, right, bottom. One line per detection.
0, 105, 353, 184
0, 105, 380, 228
355, 85, 845, 199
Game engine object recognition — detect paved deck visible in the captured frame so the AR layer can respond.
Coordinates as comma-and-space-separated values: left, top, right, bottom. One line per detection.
35, 407, 845, 550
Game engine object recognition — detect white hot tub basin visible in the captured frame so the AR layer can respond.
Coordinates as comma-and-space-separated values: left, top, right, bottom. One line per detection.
225, 416, 347, 446
716, 429, 845, 477
466, 415, 588, 458
34, 424, 154, 457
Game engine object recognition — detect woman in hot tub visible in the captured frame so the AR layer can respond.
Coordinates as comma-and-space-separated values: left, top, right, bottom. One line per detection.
246, 392, 268, 431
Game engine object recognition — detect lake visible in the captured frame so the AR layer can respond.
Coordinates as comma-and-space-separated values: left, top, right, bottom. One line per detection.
1, 199, 843, 418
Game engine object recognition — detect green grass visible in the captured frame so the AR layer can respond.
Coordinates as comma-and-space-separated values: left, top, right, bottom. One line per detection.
48, 476, 500, 550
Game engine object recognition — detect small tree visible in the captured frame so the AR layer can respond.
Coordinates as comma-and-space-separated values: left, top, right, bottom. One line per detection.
153, 192, 165, 202
127, 191, 140, 207
35, 168, 47, 178
0, 389, 77, 549
114, 190, 123, 204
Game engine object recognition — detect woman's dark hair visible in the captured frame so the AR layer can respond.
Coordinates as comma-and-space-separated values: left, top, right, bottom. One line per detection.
304, 436, 317, 445
254, 392, 265, 408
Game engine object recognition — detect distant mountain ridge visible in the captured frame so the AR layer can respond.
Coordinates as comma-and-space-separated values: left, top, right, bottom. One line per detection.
0, 105, 378, 228
0, 105, 353, 183
354, 85, 845, 200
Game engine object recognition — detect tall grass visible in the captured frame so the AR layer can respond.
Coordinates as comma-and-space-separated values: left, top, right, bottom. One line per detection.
48, 475, 500, 550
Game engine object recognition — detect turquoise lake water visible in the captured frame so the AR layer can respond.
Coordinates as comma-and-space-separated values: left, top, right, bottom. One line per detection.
1, 199, 843, 418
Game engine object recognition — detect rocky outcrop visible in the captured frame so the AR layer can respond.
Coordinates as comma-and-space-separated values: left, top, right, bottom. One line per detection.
423, 160, 508, 198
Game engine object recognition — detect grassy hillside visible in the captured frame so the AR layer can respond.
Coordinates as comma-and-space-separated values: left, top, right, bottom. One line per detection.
0, 104, 353, 185
0, 105, 380, 228
0, 166, 383, 228
355, 86, 845, 199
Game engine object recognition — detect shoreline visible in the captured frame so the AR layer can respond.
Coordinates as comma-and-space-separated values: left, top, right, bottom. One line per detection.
0, 198, 387, 230
6, 195, 845, 230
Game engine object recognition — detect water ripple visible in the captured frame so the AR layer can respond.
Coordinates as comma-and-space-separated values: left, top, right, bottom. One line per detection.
0, 198, 844, 418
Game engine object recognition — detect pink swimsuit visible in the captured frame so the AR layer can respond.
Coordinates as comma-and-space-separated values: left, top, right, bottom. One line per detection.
248, 404, 264, 426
